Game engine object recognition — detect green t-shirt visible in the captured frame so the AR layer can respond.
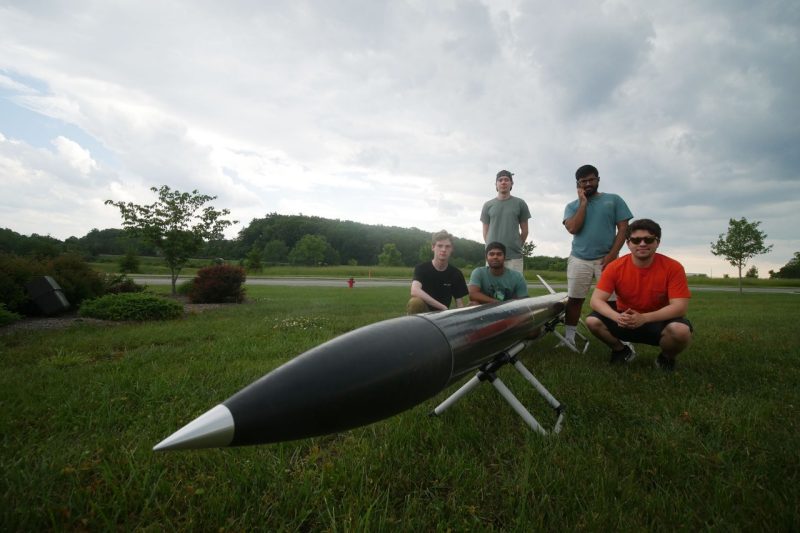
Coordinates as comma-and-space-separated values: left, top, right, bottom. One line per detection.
480, 196, 531, 259
469, 266, 529, 301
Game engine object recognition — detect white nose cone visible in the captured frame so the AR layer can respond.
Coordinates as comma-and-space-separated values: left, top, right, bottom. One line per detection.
153, 404, 235, 451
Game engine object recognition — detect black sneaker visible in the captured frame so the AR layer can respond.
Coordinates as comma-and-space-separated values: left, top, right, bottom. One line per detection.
655, 353, 675, 371
609, 344, 633, 364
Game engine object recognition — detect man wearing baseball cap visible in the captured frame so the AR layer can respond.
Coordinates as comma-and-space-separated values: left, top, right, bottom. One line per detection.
480, 169, 532, 273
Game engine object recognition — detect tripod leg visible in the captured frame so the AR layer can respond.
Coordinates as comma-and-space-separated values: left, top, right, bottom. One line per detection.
490, 377, 547, 435
430, 375, 482, 416
512, 360, 561, 410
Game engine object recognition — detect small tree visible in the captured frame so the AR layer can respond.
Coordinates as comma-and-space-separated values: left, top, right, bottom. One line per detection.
245, 246, 263, 273
710, 217, 772, 294
105, 186, 235, 295
745, 265, 758, 278
289, 234, 329, 266
118, 249, 140, 273
263, 239, 289, 264
378, 243, 403, 266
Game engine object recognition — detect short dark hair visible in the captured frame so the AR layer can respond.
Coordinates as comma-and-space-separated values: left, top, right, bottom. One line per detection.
575, 164, 599, 181
626, 218, 662, 240
496, 169, 514, 181
485, 241, 506, 256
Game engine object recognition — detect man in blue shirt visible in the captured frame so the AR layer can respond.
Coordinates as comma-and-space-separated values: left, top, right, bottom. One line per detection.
468, 242, 529, 304
562, 164, 633, 346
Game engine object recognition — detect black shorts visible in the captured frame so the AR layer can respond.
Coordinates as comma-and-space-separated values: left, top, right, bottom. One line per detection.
588, 303, 693, 346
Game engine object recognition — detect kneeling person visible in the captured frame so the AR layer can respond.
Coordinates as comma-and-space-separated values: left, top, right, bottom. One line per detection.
586, 219, 693, 370
407, 230, 469, 314
468, 242, 528, 304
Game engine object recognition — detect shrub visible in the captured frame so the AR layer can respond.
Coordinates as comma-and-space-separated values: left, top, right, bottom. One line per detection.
79, 293, 183, 321
176, 279, 194, 296
188, 264, 246, 303
47, 254, 105, 306
0, 254, 47, 314
0, 303, 22, 327
104, 274, 146, 294
118, 250, 140, 273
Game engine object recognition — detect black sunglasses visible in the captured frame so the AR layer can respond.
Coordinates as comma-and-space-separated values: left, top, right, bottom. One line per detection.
628, 236, 658, 245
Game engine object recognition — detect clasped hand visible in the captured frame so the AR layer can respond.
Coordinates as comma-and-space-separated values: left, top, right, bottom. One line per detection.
616, 308, 645, 329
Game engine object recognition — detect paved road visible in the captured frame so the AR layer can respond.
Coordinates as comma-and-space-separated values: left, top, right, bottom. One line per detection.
132, 276, 799, 294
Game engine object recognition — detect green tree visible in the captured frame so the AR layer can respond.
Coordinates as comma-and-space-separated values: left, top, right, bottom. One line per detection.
745, 265, 758, 278
105, 186, 235, 294
245, 246, 263, 272
418, 243, 431, 262
118, 249, 140, 273
522, 241, 537, 257
710, 217, 772, 294
289, 234, 329, 266
770, 252, 800, 279
378, 243, 403, 267
263, 239, 289, 264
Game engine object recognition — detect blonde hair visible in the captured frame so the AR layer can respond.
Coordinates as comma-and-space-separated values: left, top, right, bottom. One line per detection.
431, 230, 454, 246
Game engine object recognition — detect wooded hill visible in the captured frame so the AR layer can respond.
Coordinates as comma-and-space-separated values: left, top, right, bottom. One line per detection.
1, 215, 573, 270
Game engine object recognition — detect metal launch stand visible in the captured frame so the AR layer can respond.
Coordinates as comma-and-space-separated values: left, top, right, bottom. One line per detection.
430, 320, 566, 436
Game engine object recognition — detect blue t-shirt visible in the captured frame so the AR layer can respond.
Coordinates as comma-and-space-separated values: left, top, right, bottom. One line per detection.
563, 192, 632, 260
468, 266, 528, 301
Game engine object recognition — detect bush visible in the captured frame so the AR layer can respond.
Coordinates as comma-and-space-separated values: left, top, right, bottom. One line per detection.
0, 303, 22, 327
47, 254, 105, 307
79, 293, 183, 321
176, 279, 194, 296
0, 254, 47, 314
104, 274, 146, 294
188, 264, 246, 303
118, 250, 140, 273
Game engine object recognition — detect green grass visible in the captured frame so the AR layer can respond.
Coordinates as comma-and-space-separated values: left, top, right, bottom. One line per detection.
2, 287, 798, 530
91, 255, 800, 288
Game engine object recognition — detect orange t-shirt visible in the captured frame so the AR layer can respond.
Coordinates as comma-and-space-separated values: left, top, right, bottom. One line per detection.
596, 253, 691, 313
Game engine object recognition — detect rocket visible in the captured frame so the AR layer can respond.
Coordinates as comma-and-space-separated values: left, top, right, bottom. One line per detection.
154, 292, 568, 450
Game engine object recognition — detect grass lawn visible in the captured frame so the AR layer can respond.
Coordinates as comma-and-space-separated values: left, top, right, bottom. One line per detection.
1, 286, 798, 530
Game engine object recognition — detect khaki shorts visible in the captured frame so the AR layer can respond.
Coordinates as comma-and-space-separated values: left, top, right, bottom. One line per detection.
567, 255, 603, 298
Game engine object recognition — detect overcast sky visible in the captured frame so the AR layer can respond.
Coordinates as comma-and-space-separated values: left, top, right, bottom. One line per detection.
1, 0, 798, 276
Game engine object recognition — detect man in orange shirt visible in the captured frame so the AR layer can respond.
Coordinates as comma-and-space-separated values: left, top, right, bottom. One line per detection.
586, 218, 693, 370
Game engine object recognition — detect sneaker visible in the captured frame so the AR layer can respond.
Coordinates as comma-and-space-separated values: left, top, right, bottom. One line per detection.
609, 344, 633, 364
655, 353, 675, 371
555, 338, 578, 351
621, 341, 637, 362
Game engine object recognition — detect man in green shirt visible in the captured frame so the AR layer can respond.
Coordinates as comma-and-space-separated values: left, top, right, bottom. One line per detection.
480, 169, 532, 273
468, 242, 529, 304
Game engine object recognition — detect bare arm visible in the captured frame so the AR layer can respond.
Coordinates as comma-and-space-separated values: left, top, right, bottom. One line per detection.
468, 284, 497, 305
482, 222, 489, 242
589, 288, 624, 323
410, 280, 448, 311
563, 188, 588, 234
601, 219, 629, 268
519, 220, 529, 245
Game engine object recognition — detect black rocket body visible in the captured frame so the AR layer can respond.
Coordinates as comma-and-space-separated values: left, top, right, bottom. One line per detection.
154, 292, 567, 450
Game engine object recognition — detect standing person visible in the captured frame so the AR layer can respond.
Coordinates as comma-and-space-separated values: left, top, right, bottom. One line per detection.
586, 219, 693, 370
481, 169, 532, 273
407, 230, 469, 314
562, 164, 632, 347
468, 242, 528, 304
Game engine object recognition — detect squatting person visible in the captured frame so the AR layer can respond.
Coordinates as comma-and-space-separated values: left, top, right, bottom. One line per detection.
586, 218, 693, 370
407, 230, 469, 314
468, 242, 528, 304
